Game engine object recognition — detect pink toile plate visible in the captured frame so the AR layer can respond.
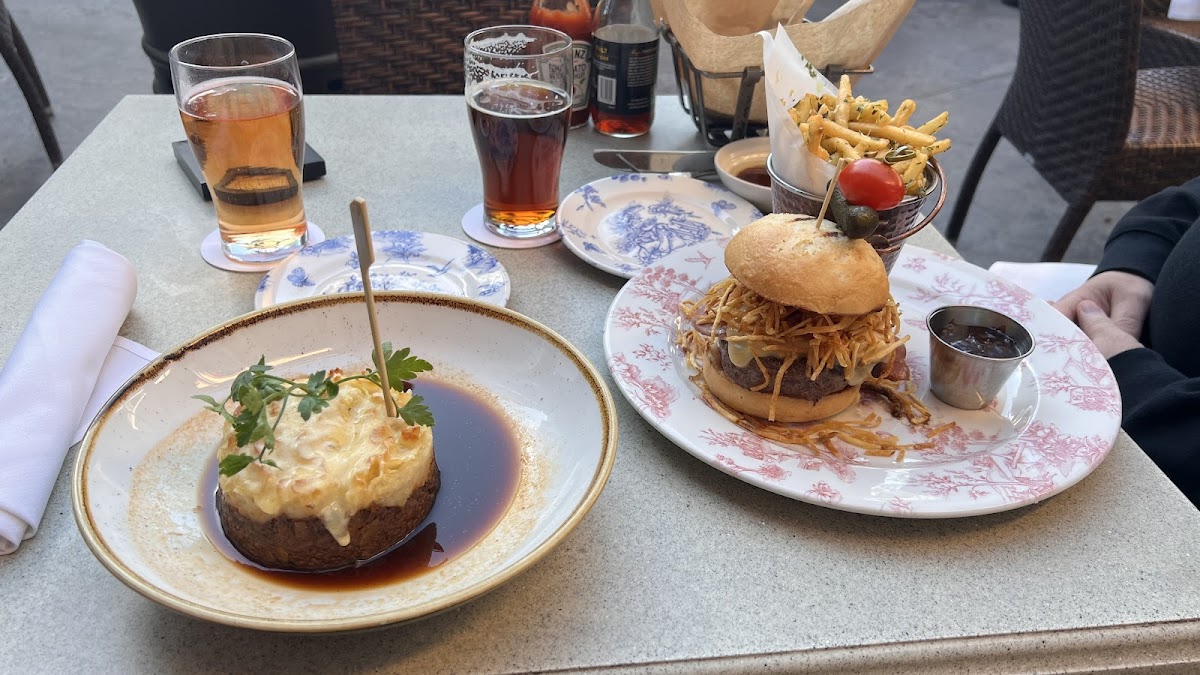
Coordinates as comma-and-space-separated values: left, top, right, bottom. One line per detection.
603, 241, 1122, 518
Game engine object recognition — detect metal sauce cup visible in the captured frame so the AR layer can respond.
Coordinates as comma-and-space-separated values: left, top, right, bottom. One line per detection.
927, 306, 1035, 410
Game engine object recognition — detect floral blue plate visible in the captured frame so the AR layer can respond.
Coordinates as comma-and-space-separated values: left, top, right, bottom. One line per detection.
255, 231, 511, 309
557, 174, 763, 279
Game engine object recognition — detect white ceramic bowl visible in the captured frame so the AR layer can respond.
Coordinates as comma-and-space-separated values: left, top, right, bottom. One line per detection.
714, 136, 773, 214
73, 293, 617, 632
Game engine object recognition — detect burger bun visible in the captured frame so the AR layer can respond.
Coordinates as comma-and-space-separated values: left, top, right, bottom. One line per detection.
724, 214, 889, 315
702, 359, 860, 423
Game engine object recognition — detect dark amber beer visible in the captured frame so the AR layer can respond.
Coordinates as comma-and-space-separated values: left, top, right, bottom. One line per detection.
468, 81, 570, 232
464, 26, 573, 239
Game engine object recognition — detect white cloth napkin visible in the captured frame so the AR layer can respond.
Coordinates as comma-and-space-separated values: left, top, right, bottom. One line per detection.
72, 337, 159, 446
0, 241, 138, 554
1169, 0, 1200, 21
987, 261, 1097, 303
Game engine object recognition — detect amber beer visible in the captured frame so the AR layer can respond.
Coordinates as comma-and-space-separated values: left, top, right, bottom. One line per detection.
180, 77, 307, 260
468, 80, 570, 235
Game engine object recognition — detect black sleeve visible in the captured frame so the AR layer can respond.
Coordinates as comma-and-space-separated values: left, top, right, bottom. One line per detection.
1094, 176, 1200, 283
1108, 347, 1200, 505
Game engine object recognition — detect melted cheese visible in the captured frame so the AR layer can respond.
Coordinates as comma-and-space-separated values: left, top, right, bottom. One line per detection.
845, 363, 876, 386
216, 379, 434, 546
726, 340, 755, 368
725, 339, 879, 385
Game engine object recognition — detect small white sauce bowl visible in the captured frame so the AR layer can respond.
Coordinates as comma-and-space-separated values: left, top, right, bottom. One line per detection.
715, 136, 773, 214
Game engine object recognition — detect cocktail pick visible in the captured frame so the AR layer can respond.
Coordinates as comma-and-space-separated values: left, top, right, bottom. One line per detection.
349, 198, 397, 418
815, 157, 848, 225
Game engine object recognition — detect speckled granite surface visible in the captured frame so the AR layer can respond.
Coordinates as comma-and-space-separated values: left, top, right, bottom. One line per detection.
1, 96, 1198, 673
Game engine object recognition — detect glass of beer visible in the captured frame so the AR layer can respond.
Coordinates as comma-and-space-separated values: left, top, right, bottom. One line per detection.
465, 26, 572, 239
170, 34, 308, 263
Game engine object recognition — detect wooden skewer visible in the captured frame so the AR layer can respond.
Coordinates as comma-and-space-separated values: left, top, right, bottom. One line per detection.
815, 157, 848, 225
349, 197, 397, 418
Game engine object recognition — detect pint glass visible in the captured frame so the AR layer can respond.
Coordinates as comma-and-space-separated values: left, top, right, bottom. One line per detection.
170, 33, 307, 263
464, 26, 572, 239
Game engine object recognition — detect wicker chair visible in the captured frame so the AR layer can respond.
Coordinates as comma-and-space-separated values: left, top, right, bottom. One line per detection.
1140, 0, 1200, 69
0, 0, 61, 169
331, 0, 530, 94
945, 0, 1200, 261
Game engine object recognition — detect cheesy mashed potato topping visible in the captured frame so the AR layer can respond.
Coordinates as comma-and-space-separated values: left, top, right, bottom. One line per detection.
216, 378, 434, 546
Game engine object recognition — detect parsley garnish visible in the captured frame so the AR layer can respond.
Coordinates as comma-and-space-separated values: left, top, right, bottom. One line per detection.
195, 342, 434, 476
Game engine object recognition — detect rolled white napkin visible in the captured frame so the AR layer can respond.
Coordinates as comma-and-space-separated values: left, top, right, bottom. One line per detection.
71, 337, 159, 446
0, 241, 137, 554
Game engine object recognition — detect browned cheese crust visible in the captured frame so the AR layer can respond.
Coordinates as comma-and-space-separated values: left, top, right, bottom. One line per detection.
217, 456, 441, 572
723, 214, 889, 316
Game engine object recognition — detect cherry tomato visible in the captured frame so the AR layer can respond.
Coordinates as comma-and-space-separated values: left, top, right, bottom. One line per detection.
837, 159, 905, 210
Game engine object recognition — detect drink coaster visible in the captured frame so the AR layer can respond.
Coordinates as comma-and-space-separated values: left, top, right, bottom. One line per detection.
461, 204, 561, 249
200, 223, 326, 272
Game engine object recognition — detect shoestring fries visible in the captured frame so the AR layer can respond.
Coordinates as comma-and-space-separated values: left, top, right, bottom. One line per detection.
787, 75, 951, 196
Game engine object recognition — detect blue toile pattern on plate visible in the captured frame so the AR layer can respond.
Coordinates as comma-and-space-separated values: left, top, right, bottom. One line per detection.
574, 185, 606, 212
287, 267, 315, 288
557, 174, 761, 279
330, 271, 444, 294
299, 238, 351, 257
610, 197, 712, 266
254, 231, 512, 310
377, 230, 426, 262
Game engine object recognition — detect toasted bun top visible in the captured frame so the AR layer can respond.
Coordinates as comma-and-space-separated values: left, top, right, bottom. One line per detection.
723, 214, 889, 315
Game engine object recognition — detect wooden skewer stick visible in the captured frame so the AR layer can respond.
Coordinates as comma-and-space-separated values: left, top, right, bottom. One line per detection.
815, 157, 848, 225
349, 197, 397, 418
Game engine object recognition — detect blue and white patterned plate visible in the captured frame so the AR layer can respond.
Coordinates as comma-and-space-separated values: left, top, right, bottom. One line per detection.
558, 174, 763, 279
255, 231, 511, 309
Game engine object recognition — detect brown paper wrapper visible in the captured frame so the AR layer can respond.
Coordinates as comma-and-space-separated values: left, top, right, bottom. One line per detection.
657, 0, 914, 123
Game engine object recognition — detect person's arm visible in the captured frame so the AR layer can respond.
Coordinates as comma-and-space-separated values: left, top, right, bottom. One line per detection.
1095, 176, 1200, 282
1107, 348, 1200, 505
1057, 177, 1200, 337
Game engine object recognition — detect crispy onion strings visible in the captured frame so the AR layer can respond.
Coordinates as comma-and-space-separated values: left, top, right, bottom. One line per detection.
680, 278, 908, 381
678, 278, 952, 459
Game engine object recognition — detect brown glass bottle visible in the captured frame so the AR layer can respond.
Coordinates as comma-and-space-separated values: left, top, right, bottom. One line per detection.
588, 0, 659, 137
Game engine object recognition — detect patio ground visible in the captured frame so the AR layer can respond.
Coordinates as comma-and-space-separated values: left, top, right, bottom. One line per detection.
0, 0, 1132, 267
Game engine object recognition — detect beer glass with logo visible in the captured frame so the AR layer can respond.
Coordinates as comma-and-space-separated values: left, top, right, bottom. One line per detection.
464, 26, 572, 239
170, 33, 308, 263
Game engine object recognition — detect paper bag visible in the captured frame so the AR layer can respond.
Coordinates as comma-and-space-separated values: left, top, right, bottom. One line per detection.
761, 25, 836, 194
657, 0, 914, 124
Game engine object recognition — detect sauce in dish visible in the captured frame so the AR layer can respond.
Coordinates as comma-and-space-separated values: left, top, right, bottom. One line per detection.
199, 378, 521, 590
735, 165, 771, 187
937, 321, 1023, 359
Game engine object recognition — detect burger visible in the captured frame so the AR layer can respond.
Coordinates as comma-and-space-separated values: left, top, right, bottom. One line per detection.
681, 213, 909, 424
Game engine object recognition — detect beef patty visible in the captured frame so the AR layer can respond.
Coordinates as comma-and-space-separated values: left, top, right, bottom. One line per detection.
217, 456, 440, 572
714, 341, 848, 402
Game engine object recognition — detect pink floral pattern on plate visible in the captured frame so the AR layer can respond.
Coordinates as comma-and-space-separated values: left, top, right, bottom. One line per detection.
602, 242, 1122, 518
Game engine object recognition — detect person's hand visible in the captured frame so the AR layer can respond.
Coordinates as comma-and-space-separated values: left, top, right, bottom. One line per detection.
1073, 300, 1144, 358
1055, 271, 1154, 339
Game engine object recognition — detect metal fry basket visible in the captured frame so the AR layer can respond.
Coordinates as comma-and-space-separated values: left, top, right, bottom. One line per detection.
663, 26, 874, 147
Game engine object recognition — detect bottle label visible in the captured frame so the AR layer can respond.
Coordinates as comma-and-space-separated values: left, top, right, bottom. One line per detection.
590, 36, 658, 116
571, 41, 592, 112
541, 40, 572, 99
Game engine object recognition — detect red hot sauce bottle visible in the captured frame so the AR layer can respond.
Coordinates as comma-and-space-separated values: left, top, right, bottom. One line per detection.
530, 0, 595, 129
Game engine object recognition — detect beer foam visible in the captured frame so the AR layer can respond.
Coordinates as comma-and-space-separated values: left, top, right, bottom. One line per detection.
467, 80, 570, 119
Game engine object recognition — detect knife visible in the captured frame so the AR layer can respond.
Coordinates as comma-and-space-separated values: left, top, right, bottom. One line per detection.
593, 149, 718, 179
